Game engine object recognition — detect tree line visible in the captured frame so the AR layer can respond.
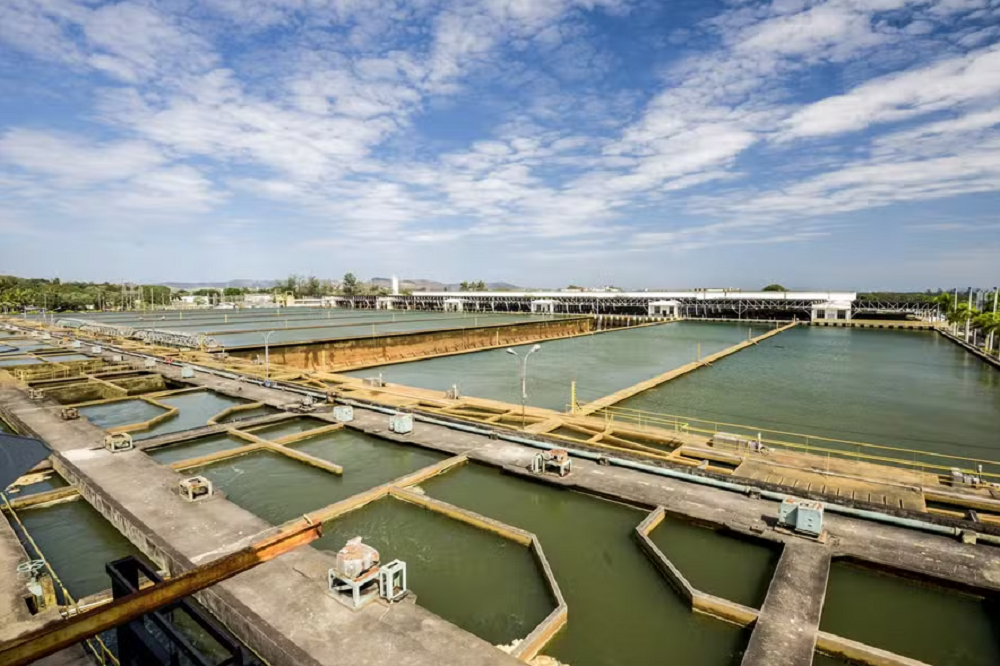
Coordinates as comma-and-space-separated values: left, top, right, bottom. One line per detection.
0, 273, 400, 312
0, 276, 172, 312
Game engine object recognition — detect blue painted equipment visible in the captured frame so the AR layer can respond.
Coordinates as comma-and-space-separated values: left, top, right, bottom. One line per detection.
779, 497, 824, 538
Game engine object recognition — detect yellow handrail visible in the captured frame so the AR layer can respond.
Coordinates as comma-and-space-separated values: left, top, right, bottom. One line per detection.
588, 404, 1000, 479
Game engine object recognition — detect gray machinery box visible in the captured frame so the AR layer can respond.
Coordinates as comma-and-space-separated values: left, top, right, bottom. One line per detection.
389, 413, 413, 434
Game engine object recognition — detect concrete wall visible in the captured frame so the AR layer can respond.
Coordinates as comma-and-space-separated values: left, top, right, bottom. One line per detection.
228, 317, 594, 372
109, 374, 169, 395
38, 381, 119, 404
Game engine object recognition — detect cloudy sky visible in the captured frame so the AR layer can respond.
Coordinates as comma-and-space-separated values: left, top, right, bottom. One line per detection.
1, 0, 999, 289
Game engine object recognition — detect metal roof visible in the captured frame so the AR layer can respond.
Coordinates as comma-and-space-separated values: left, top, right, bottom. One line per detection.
412, 291, 857, 301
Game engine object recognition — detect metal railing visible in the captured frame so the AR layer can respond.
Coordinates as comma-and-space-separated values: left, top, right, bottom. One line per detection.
584, 404, 1000, 482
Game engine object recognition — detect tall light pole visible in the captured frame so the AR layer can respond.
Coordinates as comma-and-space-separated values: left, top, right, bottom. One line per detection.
506, 344, 541, 428
260, 331, 276, 383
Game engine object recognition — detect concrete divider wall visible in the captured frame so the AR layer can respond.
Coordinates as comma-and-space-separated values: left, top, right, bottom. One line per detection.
390, 486, 533, 546
170, 442, 267, 471
579, 321, 797, 415
514, 536, 569, 661
385, 485, 568, 662
107, 373, 169, 395
227, 317, 594, 372
635, 507, 759, 627
107, 396, 179, 435
208, 401, 266, 425
815, 632, 932, 666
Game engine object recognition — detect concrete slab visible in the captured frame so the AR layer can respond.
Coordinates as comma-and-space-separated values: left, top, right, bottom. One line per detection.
741, 543, 830, 666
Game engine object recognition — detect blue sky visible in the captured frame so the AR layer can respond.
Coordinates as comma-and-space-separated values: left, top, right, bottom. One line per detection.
1, 0, 999, 290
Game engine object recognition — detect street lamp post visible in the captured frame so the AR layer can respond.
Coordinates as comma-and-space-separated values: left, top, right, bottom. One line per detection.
260, 331, 276, 383
506, 344, 541, 428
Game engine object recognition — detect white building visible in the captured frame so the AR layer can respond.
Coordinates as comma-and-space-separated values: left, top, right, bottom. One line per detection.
244, 293, 275, 307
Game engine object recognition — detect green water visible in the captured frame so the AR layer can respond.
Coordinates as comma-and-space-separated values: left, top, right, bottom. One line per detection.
244, 417, 329, 440
344, 322, 772, 411
821, 561, 1000, 666
318, 498, 552, 646
216, 405, 283, 423
79, 399, 167, 430
649, 516, 780, 609
15, 500, 145, 599
423, 464, 749, 666
146, 434, 248, 465
194, 429, 445, 525
135, 391, 248, 440
620, 327, 1000, 458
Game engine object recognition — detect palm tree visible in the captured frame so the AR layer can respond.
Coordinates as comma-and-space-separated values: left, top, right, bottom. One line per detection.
931, 293, 955, 325
945, 301, 978, 337
973, 312, 1000, 355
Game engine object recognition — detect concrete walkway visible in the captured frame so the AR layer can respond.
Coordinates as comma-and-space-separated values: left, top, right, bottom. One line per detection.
741, 543, 831, 666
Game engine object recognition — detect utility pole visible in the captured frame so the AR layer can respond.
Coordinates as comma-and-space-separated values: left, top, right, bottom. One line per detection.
260, 331, 276, 383
965, 288, 973, 341
506, 345, 541, 428
991, 288, 999, 356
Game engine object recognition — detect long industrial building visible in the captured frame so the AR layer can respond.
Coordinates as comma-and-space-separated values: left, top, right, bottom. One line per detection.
334, 290, 938, 321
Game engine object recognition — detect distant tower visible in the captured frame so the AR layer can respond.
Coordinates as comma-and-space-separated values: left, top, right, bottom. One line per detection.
391, 275, 399, 295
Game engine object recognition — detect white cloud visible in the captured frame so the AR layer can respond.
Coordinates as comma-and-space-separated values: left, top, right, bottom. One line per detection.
0, 0, 88, 66
783, 44, 1000, 139
83, 2, 215, 81
0, 129, 166, 184
0, 0, 214, 82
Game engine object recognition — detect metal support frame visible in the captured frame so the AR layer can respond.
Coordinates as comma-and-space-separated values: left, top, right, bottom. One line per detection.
108, 556, 253, 666
57, 318, 222, 351
378, 560, 408, 602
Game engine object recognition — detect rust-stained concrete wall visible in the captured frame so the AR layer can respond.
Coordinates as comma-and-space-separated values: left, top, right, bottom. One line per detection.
227, 317, 594, 372
109, 374, 168, 395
